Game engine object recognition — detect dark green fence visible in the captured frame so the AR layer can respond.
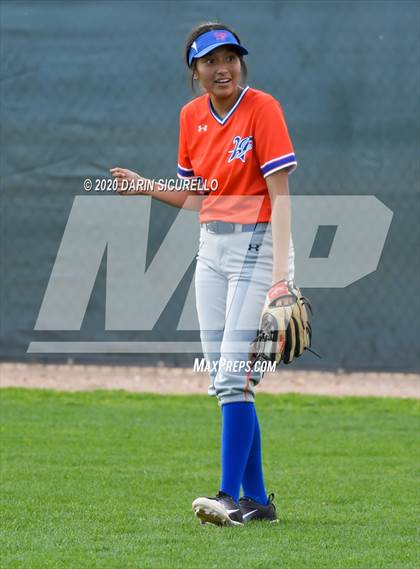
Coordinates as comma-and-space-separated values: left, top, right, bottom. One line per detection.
1, 1, 418, 371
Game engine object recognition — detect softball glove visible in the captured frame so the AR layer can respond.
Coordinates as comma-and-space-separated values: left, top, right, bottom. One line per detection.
249, 280, 313, 366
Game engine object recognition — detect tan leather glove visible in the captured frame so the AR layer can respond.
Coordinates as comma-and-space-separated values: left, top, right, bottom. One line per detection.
249, 280, 313, 366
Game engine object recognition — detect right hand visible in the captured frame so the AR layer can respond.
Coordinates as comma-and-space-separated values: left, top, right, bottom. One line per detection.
109, 167, 143, 195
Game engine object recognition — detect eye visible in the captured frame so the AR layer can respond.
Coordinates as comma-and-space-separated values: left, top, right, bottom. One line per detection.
204, 58, 214, 65
226, 54, 237, 62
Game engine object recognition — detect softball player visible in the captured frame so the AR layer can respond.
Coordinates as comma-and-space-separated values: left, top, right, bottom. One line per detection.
111, 22, 297, 527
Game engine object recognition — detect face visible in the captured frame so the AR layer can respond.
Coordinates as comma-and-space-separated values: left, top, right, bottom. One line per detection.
193, 46, 242, 99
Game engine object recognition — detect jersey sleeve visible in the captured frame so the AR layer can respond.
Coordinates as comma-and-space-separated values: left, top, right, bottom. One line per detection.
255, 99, 297, 178
177, 108, 195, 180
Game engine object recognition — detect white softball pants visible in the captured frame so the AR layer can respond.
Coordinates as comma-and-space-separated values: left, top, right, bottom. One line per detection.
195, 223, 295, 406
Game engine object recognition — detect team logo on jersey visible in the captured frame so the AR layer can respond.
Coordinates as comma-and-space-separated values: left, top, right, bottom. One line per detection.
228, 135, 253, 163
198, 124, 208, 132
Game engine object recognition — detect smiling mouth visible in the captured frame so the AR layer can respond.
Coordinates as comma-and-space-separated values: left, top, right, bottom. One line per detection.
214, 78, 231, 84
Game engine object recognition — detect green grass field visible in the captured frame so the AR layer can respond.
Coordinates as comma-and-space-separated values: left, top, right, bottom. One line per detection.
1, 389, 418, 569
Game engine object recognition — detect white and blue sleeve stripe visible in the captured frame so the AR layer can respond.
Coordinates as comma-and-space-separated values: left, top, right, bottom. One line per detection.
260, 153, 297, 178
177, 164, 195, 179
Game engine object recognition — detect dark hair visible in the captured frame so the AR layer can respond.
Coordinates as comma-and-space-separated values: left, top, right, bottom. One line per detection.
184, 22, 248, 91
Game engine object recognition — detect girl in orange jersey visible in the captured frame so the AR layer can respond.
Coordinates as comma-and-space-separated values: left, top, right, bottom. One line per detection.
111, 22, 297, 526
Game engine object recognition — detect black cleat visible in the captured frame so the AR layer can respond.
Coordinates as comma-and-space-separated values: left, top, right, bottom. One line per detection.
192, 491, 244, 526
239, 492, 278, 523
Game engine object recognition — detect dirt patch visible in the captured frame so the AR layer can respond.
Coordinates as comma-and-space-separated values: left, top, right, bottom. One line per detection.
0, 363, 418, 398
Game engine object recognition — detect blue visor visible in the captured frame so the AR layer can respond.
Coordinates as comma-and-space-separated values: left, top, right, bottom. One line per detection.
188, 29, 248, 66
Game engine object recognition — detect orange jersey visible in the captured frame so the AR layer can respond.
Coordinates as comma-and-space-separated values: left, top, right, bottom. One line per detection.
177, 86, 297, 224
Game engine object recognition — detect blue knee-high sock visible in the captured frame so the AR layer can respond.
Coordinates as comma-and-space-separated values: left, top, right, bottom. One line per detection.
241, 406, 268, 505
220, 402, 256, 504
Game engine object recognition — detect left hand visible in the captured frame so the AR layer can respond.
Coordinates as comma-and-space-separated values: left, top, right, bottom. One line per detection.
249, 280, 312, 366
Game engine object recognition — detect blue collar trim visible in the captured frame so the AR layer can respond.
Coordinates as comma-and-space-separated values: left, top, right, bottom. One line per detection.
208, 86, 250, 125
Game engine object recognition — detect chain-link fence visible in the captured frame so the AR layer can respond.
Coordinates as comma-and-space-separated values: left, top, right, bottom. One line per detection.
1, 1, 419, 371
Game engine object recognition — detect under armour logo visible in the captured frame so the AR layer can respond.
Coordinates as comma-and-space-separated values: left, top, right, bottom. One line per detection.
228, 135, 253, 163
248, 244, 261, 252
198, 124, 208, 132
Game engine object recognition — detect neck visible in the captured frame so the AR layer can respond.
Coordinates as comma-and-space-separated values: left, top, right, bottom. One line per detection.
209, 86, 243, 119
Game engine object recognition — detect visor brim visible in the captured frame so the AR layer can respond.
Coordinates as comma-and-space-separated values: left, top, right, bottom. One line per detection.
188, 42, 248, 66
